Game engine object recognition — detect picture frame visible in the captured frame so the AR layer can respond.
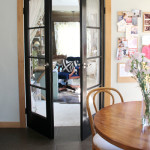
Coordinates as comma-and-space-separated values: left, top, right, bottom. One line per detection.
117, 63, 136, 83
143, 12, 150, 32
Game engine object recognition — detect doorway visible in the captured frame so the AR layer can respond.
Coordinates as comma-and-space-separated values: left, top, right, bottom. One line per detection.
52, 1, 80, 127
24, 0, 105, 140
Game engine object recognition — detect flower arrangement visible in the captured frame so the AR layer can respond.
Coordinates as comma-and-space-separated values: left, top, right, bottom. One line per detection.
125, 52, 150, 125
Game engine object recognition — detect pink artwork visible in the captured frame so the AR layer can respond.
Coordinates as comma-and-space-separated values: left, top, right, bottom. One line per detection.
126, 17, 132, 24
128, 38, 138, 49
142, 45, 150, 59
128, 48, 137, 57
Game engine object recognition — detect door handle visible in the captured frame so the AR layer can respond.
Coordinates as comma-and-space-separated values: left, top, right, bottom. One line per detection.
44, 63, 49, 68
83, 63, 91, 68
83, 63, 87, 68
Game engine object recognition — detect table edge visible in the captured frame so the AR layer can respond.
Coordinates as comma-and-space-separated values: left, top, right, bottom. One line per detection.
94, 101, 142, 150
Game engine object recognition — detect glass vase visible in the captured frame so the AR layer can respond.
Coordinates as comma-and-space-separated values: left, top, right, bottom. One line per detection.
141, 96, 150, 126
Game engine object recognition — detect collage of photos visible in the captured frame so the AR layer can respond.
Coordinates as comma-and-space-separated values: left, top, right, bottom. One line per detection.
117, 9, 141, 33
143, 13, 150, 32
117, 37, 138, 60
117, 9, 141, 60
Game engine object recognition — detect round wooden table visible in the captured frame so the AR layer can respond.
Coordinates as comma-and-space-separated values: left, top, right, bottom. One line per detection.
94, 101, 150, 150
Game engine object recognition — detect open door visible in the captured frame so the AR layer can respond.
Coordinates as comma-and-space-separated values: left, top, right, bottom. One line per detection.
80, 0, 105, 140
24, 0, 54, 138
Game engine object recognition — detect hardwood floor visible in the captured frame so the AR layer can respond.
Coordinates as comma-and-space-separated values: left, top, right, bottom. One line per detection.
0, 127, 92, 150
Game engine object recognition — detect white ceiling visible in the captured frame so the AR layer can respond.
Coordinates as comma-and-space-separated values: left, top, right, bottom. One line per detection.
52, 0, 79, 6
52, 0, 79, 11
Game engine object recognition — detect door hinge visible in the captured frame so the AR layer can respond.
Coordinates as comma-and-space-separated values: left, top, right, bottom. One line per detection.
23, 8, 24, 14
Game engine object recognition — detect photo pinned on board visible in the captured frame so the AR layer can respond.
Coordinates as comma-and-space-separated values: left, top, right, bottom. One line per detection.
143, 13, 150, 32
117, 37, 138, 60
117, 48, 129, 60
132, 9, 142, 17
117, 38, 129, 60
131, 26, 138, 35
144, 26, 150, 32
132, 17, 138, 26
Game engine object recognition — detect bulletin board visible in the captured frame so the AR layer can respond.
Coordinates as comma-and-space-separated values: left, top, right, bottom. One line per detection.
116, 10, 141, 60
117, 63, 136, 83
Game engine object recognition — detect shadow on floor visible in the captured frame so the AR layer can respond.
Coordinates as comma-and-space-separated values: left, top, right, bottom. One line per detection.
0, 127, 92, 150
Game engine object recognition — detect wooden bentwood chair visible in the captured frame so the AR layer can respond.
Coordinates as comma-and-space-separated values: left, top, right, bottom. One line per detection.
86, 87, 124, 150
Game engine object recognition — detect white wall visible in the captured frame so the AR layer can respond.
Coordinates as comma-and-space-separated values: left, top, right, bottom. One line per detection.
111, 0, 150, 103
0, 0, 20, 122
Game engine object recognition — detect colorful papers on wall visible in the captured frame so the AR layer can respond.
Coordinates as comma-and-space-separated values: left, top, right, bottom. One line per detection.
131, 26, 138, 35
142, 36, 150, 59
117, 38, 128, 60
128, 37, 138, 49
126, 25, 138, 40
132, 9, 142, 17
142, 45, 150, 59
116, 10, 141, 60
126, 25, 132, 40
117, 37, 138, 60
117, 19, 126, 32
128, 37, 138, 56
132, 17, 138, 26
143, 13, 150, 32
117, 10, 141, 33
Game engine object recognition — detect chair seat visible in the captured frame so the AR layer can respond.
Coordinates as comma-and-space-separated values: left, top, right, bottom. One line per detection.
93, 134, 122, 150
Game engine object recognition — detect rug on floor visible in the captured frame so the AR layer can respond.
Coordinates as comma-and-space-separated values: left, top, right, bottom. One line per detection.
53, 90, 80, 104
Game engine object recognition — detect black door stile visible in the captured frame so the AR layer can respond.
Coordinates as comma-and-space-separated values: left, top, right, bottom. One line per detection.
80, 0, 105, 140
45, 0, 54, 138
80, 0, 91, 141
24, 0, 54, 139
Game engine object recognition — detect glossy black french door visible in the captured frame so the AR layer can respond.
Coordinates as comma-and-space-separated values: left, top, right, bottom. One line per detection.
80, 0, 105, 140
24, 0, 54, 138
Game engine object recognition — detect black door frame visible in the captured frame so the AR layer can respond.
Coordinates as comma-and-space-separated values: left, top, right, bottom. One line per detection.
24, 0, 104, 140
80, 0, 105, 140
24, 0, 54, 139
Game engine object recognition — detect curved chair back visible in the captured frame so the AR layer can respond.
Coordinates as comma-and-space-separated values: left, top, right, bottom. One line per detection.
86, 87, 124, 137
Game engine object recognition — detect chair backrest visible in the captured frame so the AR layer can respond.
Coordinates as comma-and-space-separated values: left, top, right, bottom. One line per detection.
86, 87, 124, 137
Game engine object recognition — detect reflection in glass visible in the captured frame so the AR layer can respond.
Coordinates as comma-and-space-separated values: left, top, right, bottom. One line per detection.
31, 87, 46, 117
30, 29, 45, 57
87, 58, 100, 88
86, 0, 100, 27
29, 0, 44, 27
30, 59, 45, 88
87, 28, 100, 57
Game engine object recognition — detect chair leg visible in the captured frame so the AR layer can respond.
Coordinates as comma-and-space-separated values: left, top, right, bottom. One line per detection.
92, 144, 95, 150
92, 143, 100, 150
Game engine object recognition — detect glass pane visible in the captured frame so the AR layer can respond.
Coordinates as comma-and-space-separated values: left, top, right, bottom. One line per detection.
87, 28, 100, 58
30, 29, 45, 57
86, 0, 100, 27
30, 58, 45, 88
87, 87, 100, 115
54, 22, 80, 57
29, 0, 45, 27
31, 87, 46, 117
87, 58, 100, 88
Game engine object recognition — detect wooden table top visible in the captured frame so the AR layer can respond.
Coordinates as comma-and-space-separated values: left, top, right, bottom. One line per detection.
94, 101, 150, 150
